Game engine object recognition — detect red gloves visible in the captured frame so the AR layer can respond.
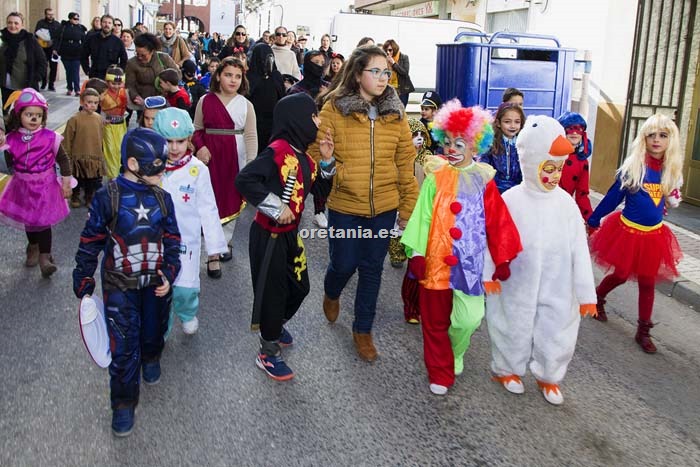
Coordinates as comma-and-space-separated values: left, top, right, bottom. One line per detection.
492, 262, 511, 281
408, 256, 426, 281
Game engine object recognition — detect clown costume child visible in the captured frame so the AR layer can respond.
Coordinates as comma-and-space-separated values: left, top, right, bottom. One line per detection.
484, 115, 597, 406
401, 100, 522, 396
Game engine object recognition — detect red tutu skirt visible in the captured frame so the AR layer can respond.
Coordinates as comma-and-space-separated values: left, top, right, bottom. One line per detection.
590, 212, 682, 281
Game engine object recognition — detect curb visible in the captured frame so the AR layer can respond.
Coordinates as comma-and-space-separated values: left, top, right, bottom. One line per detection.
656, 280, 700, 311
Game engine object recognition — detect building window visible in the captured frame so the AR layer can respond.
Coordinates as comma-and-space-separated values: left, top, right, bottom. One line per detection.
486, 9, 528, 33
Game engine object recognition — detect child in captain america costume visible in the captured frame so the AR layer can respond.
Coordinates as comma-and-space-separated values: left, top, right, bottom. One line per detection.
401, 100, 522, 396
588, 113, 683, 354
73, 128, 181, 437
235, 93, 335, 381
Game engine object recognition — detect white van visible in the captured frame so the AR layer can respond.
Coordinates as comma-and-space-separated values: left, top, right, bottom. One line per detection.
329, 12, 484, 91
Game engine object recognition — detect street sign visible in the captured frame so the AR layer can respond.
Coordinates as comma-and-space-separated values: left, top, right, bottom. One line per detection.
143, 2, 161, 14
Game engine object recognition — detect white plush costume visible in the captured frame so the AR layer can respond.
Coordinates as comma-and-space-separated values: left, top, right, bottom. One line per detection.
484, 115, 597, 404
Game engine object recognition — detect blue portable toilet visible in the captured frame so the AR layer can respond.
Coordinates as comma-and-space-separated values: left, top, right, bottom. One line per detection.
436, 32, 575, 117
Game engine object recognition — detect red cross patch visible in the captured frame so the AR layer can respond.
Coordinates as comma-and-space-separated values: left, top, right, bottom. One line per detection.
182, 193, 190, 202
171, 120, 179, 128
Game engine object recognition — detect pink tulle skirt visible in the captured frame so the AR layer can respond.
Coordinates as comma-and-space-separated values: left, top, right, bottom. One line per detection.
590, 212, 683, 281
0, 169, 69, 231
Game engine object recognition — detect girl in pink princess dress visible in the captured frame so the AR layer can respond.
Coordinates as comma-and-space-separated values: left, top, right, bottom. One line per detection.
0, 88, 73, 277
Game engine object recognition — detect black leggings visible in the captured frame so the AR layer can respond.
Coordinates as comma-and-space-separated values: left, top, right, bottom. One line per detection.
26, 228, 52, 254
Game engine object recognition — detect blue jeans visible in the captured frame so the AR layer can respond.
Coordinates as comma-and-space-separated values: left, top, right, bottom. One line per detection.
62, 58, 81, 93
324, 209, 396, 333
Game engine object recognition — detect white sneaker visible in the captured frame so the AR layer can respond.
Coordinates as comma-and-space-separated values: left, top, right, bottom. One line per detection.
182, 317, 199, 335
429, 383, 448, 396
313, 212, 328, 228
492, 374, 525, 394
538, 381, 564, 405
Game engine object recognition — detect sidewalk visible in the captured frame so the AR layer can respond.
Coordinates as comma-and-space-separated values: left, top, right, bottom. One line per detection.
39, 82, 700, 310
43, 79, 83, 132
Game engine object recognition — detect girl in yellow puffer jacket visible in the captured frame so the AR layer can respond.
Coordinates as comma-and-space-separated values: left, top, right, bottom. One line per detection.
308, 45, 419, 362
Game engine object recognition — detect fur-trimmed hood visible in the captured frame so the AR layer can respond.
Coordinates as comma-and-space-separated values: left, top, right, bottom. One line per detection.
333, 87, 405, 121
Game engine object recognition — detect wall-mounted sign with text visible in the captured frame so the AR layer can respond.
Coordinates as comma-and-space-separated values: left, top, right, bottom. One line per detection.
390, 1, 439, 18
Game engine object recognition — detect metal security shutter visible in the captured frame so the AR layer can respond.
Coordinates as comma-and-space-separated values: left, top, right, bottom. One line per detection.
620, 0, 696, 163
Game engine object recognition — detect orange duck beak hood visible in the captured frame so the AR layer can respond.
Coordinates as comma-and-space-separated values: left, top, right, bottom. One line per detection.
516, 115, 574, 193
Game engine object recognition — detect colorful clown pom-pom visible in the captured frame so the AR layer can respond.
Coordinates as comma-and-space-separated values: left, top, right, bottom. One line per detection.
430, 99, 494, 157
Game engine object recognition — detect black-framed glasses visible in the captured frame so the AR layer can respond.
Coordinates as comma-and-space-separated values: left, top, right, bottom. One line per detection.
364, 68, 392, 79
275, 32, 287, 36
114, 23, 122, 27
72, 16, 80, 20
234, 31, 246, 36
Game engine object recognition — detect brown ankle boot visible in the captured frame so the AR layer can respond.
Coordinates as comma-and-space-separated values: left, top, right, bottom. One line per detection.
70, 192, 82, 208
323, 295, 339, 323
39, 253, 57, 278
352, 332, 378, 362
84, 188, 95, 207
594, 298, 608, 322
25, 243, 40, 267
635, 320, 657, 353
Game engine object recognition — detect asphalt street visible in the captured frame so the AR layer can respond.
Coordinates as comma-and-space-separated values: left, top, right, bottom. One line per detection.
1, 198, 700, 466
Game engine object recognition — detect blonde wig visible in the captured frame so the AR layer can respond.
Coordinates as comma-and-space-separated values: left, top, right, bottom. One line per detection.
618, 113, 682, 196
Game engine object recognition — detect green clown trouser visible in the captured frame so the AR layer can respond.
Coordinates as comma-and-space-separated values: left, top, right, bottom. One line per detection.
165, 286, 200, 338
449, 290, 485, 375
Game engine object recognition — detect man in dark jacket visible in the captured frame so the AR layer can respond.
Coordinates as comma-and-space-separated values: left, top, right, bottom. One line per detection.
81, 15, 127, 79
34, 8, 61, 90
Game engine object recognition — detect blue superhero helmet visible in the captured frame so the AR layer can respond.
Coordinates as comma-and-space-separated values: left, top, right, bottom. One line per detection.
120, 128, 168, 176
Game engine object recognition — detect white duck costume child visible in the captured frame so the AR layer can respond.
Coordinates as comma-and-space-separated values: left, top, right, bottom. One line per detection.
484, 115, 598, 405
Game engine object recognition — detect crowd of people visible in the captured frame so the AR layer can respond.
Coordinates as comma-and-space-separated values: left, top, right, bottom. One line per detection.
0, 9, 686, 439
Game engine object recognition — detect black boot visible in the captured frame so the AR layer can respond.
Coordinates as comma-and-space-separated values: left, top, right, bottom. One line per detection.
635, 320, 657, 353
594, 297, 608, 322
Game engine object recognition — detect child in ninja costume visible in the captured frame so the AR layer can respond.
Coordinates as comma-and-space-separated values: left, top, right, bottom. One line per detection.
484, 115, 597, 406
401, 100, 522, 396
235, 93, 335, 381
73, 128, 181, 437
154, 107, 227, 334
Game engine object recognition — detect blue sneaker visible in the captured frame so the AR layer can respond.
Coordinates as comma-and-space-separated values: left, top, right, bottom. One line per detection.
112, 407, 135, 437
142, 361, 161, 385
279, 327, 293, 347
255, 353, 294, 381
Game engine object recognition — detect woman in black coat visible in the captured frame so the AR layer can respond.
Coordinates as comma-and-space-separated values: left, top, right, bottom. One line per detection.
0, 12, 47, 106
382, 39, 415, 107
247, 43, 286, 153
55, 12, 87, 96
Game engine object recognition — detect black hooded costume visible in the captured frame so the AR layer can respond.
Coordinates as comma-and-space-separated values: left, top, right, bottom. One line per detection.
247, 43, 286, 153
286, 52, 330, 99
235, 93, 332, 346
